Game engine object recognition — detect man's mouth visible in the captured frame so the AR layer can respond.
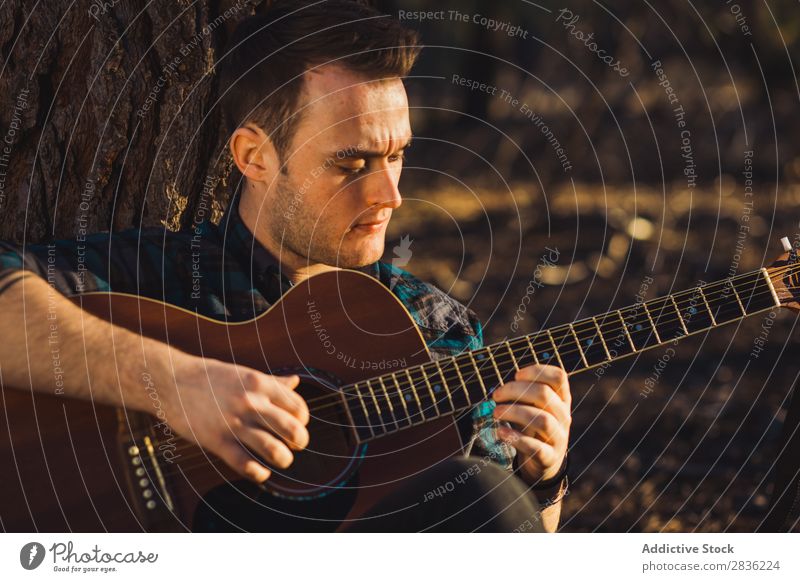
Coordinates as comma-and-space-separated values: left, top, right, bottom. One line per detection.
349, 216, 389, 234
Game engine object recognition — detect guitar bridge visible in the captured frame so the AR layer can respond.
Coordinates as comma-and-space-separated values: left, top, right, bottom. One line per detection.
119, 430, 177, 529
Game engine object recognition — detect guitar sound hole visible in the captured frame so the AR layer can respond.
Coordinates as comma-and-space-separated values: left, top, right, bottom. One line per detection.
263, 375, 364, 497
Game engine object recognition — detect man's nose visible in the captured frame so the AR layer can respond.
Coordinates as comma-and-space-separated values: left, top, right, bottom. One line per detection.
365, 167, 402, 210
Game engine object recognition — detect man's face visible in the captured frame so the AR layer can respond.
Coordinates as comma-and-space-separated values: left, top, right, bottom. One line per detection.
257, 64, 411, 269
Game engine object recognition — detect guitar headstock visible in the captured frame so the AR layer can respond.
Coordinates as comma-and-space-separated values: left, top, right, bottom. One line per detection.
767, 238, 800, 312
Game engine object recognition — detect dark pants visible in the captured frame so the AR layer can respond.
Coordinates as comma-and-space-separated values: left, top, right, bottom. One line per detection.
194, 458, 546, 533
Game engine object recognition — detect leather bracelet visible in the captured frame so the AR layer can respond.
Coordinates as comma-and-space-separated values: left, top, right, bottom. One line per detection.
514, 451, 569, 491
536, 475, 569, 510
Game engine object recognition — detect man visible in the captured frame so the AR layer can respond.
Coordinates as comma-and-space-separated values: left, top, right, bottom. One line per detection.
0, 0, 570, 532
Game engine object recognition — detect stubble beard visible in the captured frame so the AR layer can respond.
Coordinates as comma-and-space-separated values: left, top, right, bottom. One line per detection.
270, 177, 384, 270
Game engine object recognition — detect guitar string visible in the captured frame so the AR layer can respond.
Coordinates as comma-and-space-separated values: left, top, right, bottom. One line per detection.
304, 267, 782, 400
161, 273, 781, 474
170, 266, 792, 422
161, 269, 789, 461
157, 267, 797, 462
300, 268, 782, 409
160, 267, 793, 450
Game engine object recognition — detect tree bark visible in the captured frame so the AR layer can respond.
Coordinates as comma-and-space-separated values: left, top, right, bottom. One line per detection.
0, 0, 265, 244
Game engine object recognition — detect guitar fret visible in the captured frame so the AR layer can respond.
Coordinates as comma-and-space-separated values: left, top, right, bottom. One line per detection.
591, 316, 612, 360
365, 380, 387, 434
377, 376, 400, 430
451, 357, 473, 406
486, 348, 505, 385
569, 324, 589, 367
702, 280, 750, 325
728, 280, 747, 316
591, 316, 613, 360
434, 360, 456, 411
467, 352, 489, 399
390, 372, 412, 425
404, 369, 426, 422
419, 366, 441, 417
339, 268, 796, 447
526, 336, 540, 364
641, 302, 662, 343
669, 295, 689, 335
339, 268, 792, 446
696, 287, 717, 326
545, 329, 565, 368
505, 340, 520, 371
340, 388, 361, 441
595, 313, 628, 357
352, 383, 375, 439
571, 320, 609, 366
617, 310, 637, 352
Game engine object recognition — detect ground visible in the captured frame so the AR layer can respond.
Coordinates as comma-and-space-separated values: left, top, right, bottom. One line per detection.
384, 181, 799, 532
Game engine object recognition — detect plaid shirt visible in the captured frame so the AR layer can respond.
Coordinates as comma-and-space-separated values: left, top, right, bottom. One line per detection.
0, 188, 515, 470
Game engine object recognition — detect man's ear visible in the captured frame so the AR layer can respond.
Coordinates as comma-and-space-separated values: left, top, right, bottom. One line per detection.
229, 123, 280, 182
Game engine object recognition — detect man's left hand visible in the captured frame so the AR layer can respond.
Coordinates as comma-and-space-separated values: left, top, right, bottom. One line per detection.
492, 364, 571, 484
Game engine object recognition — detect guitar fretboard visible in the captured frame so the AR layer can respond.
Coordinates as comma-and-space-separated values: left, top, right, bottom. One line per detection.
341, 268, 780, 442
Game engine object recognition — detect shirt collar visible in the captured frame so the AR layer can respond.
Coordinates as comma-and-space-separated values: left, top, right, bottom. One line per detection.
218, 183, 293, 303
217, 181, 382, 302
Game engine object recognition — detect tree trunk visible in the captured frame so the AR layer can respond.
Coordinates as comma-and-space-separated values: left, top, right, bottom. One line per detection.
0, 0, 265, 244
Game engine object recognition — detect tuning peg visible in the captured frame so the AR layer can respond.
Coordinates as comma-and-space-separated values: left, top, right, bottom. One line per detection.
782, 236, 798, 264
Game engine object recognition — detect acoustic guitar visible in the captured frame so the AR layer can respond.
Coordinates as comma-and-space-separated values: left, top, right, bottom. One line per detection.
2, 250, 799, 531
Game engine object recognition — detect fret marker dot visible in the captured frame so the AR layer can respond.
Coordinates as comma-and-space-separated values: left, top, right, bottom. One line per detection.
635, 324, 642, 331
542, 352, 550, 359
689, 307, 697, 314
404, 393, 412, 402
477, 353, 485, 360
586, 339, 593, 346
434, 384, 442, 393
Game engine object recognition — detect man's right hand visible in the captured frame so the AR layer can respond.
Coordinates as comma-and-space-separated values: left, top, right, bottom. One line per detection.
162, 352, 310, 483
0, 271, 310, 484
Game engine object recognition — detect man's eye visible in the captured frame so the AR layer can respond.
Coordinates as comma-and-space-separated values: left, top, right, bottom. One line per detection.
339, 165, 364, 176
389, 153, 406, 163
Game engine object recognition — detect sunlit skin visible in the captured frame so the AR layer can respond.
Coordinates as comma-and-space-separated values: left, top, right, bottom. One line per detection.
228, 64, 571, 529
233, 65, 408, 281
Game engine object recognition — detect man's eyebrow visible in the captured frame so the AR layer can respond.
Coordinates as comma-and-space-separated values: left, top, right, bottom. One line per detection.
330, 137, 413, 160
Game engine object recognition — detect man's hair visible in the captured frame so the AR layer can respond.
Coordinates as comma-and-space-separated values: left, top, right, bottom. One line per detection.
218, 0, 420, 161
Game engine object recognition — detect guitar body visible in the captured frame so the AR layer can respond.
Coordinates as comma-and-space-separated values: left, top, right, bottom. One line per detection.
0, 270, 464, 532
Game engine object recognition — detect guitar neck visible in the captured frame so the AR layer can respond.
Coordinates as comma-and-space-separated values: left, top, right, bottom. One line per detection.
343, 268, 781, 442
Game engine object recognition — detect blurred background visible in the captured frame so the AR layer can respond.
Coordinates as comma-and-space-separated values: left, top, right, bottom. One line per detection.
1, 0, 799, 531
383, 0, 800, 532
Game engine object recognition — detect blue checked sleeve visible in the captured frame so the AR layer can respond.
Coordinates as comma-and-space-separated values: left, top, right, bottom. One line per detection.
425, 311, 517, 472
0, 236, 112, 296
0, 227, 183, 299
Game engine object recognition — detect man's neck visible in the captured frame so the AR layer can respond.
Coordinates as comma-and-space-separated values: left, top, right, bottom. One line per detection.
237, 193, 337, 286
285, 262, 339, 286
